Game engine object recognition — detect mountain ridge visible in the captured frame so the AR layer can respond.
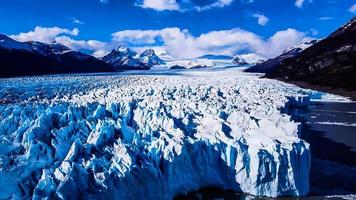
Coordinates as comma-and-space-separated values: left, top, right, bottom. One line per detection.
0, 34, 112, 77
266, 17, 356, 91
245, 40, 318, 73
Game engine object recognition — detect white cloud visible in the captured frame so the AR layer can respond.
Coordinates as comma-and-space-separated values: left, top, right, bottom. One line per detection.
349, 4, 356, 13
71, 18, 84, 25
110, 27, 309, 58
252, 14, 269, 26
295, 0, 312, 8
262, 28, 310, 57
10, 26, 79, 43
55, 36, 106, 51
295, 0, 304, 8
138, 0, 180, 11
9, 26, 105, 54
9, 25, 310, 59
136, 0, 234, 12
195, 0, 234, 11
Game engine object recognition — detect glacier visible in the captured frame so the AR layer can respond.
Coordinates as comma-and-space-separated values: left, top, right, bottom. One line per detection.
0, 68, 347, 199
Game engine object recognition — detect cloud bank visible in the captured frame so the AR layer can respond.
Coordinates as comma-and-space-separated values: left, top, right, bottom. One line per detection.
10, 26, 79, 43
111, 27, 310, 58
9, 26, 311, 59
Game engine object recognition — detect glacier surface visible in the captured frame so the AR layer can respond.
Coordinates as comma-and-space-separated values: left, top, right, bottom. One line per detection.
0, 69, 347, 199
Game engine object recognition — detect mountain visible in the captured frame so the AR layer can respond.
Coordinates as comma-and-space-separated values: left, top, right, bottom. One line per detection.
0, 34, 33, 51
265, 17, 356, 91
138, 49, 165, 66
156, 57, 233, 70
233, 53, 266, 66
245, 40, 318, 73
27, 41, 73, 56
102, 47, 147, 70
151, 53, 266, 70
0, 34, 112, 77
232, 55, 248, 65
102, 47, 165, 70
240, 53, 267, 65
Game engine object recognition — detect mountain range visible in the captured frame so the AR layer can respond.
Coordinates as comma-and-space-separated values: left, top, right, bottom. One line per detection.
101, 47, 165, 70
2, 16, 354, 86
0, 33, 266, 77
0, 34, 112, 77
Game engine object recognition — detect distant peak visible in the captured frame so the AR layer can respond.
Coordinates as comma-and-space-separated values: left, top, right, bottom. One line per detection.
139, 49, 164, 66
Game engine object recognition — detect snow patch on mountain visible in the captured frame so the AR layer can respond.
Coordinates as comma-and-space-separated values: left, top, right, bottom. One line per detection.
239, 53, 266, 65
282, 40, 319, 55
27, 41, 74, 55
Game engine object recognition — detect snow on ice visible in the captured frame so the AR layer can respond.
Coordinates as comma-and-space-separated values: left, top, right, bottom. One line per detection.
0, 68, 348, 199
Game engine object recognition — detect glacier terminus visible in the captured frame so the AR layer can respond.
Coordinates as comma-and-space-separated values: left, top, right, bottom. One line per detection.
1, 68, 347, 199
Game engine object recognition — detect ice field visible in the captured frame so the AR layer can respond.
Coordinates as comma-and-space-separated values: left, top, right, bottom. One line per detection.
0, 68, 348, 199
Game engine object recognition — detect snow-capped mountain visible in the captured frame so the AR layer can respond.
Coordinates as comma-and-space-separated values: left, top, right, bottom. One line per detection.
102, 47, 148, 70
232, 55, 248, 65
266, 16, 356, 91
101, 47, 166, 70
0, 34, 112, 77
246, 39, 318, 73
101, 46, 266, 71
138, 49, 165, 66
281, 39, 319, 56
152, 53, 265, 70
239, 53, 266, 65
27, 41, 73, 56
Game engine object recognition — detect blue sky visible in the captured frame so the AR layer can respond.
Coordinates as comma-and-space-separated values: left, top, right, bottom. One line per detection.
1, 0, 355, 58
